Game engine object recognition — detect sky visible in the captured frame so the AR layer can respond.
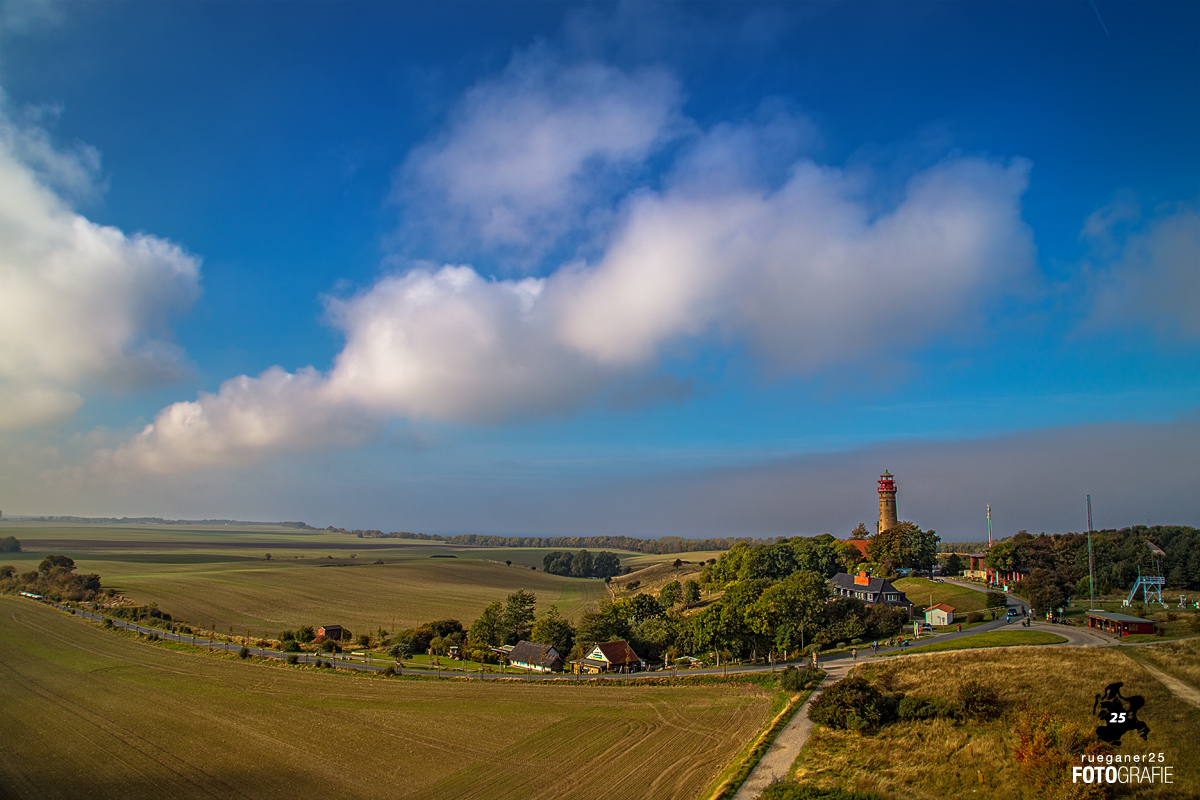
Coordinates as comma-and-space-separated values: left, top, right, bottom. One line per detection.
0, 0, 1196, 539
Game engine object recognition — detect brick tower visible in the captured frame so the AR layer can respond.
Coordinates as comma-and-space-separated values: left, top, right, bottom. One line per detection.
877, 471, 898, 534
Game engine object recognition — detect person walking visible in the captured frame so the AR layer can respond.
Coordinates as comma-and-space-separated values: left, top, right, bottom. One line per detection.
852, 648, 857, 661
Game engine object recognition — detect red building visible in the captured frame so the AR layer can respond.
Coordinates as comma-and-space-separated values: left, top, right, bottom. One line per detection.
1085, 612, 1156, 636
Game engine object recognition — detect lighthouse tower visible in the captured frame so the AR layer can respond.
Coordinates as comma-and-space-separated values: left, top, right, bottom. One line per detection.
877, 471, 898, 534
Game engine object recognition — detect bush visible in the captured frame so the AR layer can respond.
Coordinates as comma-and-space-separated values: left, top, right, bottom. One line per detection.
897, 695, 958, 721
957, 679, 1003, 720
296, 625, 316, 643
238, 646, 250, 659
760, 782, 885, 800
286, 654, 299, 665
966, 611, 984, 624
283, 640, 301, 653
808, 676, 896, 731
780, 666, 824, 691
279, 629, 296, 641
382, 666, 396, 676
985, 591, 1007, 608
1013, 706, 1108, 800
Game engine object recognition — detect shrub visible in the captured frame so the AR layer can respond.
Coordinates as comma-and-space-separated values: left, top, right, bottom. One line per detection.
957, 679, 1003, 720
897, 694, 958, 721
966, 611, 984, 624
279, 630, 296, 641
283, 640, 301, 653
238, 646, 250, 659
985, 591, 1007, 608
382, 666, 396, 676
286, 654, 299, 665
808, 677, 896, 731
296, 625, 316, 643
780, 666, 824, 691
1013, 706, 1108, 800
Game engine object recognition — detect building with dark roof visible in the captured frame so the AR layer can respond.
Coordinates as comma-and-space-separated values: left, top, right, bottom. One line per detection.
830, 571, 912, 618
1085, 611, 1156, 637
572, 640, 645, 674
505, 640, 564, 673
317, 625, 344, 641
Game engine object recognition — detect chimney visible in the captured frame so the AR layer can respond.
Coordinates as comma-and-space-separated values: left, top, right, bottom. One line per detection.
854, 571, 870, 586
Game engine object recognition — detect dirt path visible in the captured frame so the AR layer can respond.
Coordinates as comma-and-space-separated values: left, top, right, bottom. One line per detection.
730, 660, 856, 800
1133, 659, 1200, 710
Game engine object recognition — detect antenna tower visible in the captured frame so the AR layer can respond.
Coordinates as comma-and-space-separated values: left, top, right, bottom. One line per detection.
1087, 494, 1097, 611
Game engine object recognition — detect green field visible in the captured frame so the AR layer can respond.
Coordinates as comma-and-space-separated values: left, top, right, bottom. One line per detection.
893, 577, 993, 614
0, 596, 774, 800
0, 523, 632, 633
897, 630, 1067, 655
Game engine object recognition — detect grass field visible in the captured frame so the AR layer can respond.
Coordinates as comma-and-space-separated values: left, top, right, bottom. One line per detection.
0, 523, 624, 633
1122, 639, 1200, 689
0, 595, 774, 800
897, 630, 1067, 655
892, 577, 993, 613
789, 647, 1200, 799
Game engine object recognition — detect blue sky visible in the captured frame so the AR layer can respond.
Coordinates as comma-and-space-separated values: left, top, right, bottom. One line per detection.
0, 1, 1196, 538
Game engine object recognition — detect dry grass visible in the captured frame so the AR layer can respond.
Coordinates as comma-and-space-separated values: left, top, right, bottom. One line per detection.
790, 647, 1200, 800
612, 560, 706, 601
0, 596, 773, 800
1125, 639, 1200, 689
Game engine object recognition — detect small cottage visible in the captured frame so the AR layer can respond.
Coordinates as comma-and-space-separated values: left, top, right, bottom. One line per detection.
925, 603, 955, 626
830, 571, 913, 618
572, 640, 644, 674
317, 625, 344, 641
505, 640, 563, 672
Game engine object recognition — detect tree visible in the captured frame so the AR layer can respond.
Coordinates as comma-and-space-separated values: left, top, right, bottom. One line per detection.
470, 601, 505, 646
592, 551, 621, 578
745, 571, 830, 655
264, 553, 272, 561
615, 593, 665, 625
683, 579, 701, 607
502, 590, 537, 644
659, 580, 683, 608
837, 541, 865, 573
984, 591, 1007, 608
849, 523, 870, 540
867, 523, 939, 573
1021, 569, 1069, 616
985, 539, 1022, 573
530, 604, 575, 656
38, 554, 75, 574
0, 536, 21, 553
571, 550, 593, 578
943, 554, 964, 576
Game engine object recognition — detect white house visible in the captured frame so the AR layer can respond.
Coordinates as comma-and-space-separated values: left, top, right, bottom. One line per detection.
925, 603, 955, 626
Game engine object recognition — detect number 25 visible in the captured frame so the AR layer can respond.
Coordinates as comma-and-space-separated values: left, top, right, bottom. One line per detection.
1109, 712, 1127, 723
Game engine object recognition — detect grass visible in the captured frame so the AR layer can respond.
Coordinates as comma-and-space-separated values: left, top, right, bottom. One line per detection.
894, 630, 1067, 655
704, 687, 816, 800
1122, 639, 1200, 688
788, 647, 1200, 800
0, 523, 614, 633
892, 577, 993, 614
0, 595, 773, 800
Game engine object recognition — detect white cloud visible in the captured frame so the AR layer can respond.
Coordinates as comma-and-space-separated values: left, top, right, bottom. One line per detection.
1083, 204, 1200, 339
0, 98, 200, 430
397, 49, 683, 256
112, 132, 1033, 471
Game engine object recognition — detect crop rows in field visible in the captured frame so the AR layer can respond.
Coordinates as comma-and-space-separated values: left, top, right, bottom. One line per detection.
0, 596, 773, 800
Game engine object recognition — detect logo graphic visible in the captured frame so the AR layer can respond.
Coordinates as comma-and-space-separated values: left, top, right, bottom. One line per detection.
1093, 682, 1150, 745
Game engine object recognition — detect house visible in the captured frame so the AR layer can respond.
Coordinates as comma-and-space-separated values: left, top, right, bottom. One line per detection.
1085, 612, 1156, 637
571, 640, 645, 674
317, 625, 344, 641
925, 603, 955, 626
830, 571, 912, 618
964, 553, 988, 580
505, 640, 564, 673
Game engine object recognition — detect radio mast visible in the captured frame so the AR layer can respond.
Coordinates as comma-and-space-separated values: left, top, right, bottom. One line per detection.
1087, 494, 1097, 611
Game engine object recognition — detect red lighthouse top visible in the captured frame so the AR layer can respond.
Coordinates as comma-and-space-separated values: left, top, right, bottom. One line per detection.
878, 471, 896, 492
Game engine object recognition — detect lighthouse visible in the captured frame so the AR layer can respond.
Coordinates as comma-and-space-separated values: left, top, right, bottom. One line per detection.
877, 471, 898, 534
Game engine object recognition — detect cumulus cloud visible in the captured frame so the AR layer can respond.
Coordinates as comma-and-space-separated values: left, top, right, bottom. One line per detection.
0, 98, 200, 430
397, 48, 683, 257
113, 132, 1033, 472
1082, 203, 1200, 339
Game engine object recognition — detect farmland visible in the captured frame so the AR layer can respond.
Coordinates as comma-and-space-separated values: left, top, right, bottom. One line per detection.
0, 596, 774, 800
789, 646, 1200, 799
0, 523, 647, 632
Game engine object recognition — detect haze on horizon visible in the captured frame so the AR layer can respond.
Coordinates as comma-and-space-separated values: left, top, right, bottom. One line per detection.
0, 1, 1196, 539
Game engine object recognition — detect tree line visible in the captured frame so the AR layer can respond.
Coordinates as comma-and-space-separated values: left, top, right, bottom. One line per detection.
974, 525, 1199, 615
0, 555, 104, 602
331, 528, 772, 554
540, 550, 621, 578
